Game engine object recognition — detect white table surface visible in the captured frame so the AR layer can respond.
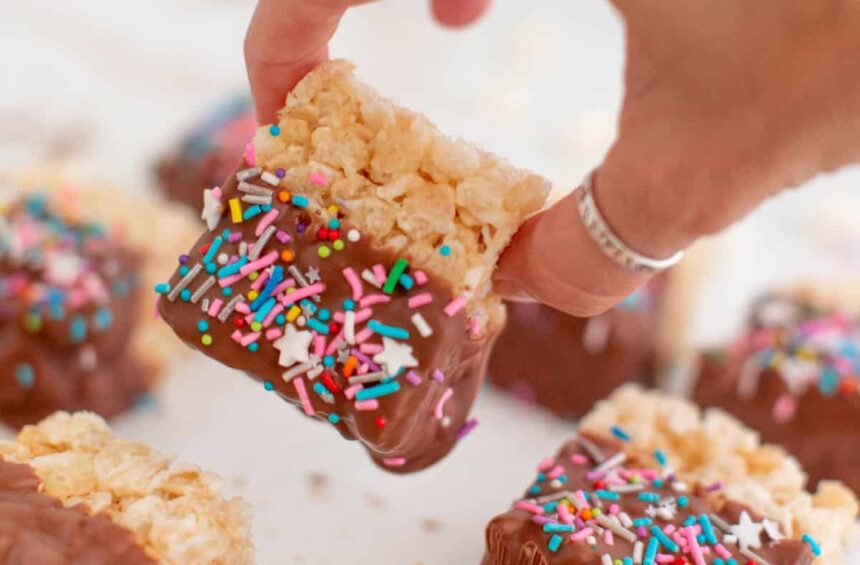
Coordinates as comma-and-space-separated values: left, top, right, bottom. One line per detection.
2, 1, 858, 563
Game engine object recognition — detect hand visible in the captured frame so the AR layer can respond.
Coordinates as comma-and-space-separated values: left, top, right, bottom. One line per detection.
244, 0, 491, 124
496, 0, 860, 315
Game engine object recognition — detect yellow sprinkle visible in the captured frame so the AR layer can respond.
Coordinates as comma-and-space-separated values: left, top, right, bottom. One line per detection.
201, 334, 213, 346
287, 305, 302, 322
251, 321, 262, 332
248, 272, 259, 281
333, 239, 345, 251
229, 198, 243, 223
247, 290, 259, 301
327, 204, 339, 215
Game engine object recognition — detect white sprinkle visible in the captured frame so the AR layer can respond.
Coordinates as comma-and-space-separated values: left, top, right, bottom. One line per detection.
411, 313, 433, 338
218, 295, 244, 322
241, 194, 273, 206
306, 365, 324, 380
601, 555, 612, 565
217, 253, 229, 265
201, 298, 210, 312
344, 310, 356, 344
347, 371, 387, 385
361, 269, 381, 288
347, 229, 361, 242
633, 540, 644, 564
618, 512, 633, 528
282, 363, 312, 382
594, 451, 627, 473
586, 536, 597, 547
167, 263, 202, 301
236, 167, 262, 181
260, 171, 280, 186
596, 514, 637, 543
191, 275, 216, 303
249, 225, 276, 261
239, 241, 249, 257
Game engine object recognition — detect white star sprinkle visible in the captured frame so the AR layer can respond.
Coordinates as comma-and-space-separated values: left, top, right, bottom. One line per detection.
762, 519, 784, 542
273, 324, 313, 368
201, 188, 224, 231
305, 266, 321, 284
730, 511, 764, 550
373, 337, 418, 376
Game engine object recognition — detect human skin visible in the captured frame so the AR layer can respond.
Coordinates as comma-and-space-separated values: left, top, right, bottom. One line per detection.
244, 0, 860, 316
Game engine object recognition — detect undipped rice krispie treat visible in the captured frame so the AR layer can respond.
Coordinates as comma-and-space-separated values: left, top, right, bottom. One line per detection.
156, 95, 257, 210
157, 60, 549, 472
693, 285, 860, 493
483, 385, 858, 565
0, 411, 254, 565
0, 183, 196, 428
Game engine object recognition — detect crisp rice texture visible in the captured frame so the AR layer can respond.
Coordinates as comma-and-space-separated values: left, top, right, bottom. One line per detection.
0, 167, 200, 376
252, 59, 550, 316
580, 385, 858, 565
0, 411, 255, 565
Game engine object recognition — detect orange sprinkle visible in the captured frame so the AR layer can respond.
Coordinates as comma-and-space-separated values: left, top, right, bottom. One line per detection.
277, 190, 291, 203
281, 249, 294, 262
343, 356, 358, 377
839, 376, 857, 396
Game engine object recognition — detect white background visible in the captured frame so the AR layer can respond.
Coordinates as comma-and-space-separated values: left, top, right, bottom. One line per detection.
1, 1, 858, 564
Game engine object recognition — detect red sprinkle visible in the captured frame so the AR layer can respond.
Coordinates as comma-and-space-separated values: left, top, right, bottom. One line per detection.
321, 372, 342, 394
316, 228, 329, 240
327, 229, 340, 241
328, 322, 340, 334
374, 416, 387, 428
234, 316, 245, 328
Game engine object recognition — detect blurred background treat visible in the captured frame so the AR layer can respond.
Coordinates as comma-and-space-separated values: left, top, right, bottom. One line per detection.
2, 1, 858, 563
693, 285, 860, 494
155, 95, 256, 209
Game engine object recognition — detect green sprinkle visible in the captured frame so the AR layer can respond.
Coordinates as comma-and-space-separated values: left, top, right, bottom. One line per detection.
383, 258, 409, 294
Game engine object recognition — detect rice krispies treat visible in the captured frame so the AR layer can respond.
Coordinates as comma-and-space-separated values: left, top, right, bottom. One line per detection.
579, 385, 858, 565
0, 411, 254, 565
157, 60, 549, 473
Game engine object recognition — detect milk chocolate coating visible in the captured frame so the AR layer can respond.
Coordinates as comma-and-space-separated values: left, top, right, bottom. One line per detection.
487, 280, 663, 418
0, 457, 156, 565
482, 434, 812, 565
158, 168, 498, 473
695, 354, 860, 493
0, 197, 150, 429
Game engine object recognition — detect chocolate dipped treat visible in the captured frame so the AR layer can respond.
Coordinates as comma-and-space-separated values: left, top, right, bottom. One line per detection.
157, 60, 549, 473
483, 386, 858, 565
0, 411, 254, 565
487, 278, 665, 418
693, 290, 860, 493
156, 96, 257, 209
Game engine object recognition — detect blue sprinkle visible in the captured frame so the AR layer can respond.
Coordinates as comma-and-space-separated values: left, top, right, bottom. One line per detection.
269, 124, 281, 136
651, 479, 663, 488
727, 559, 737, 565
263, 381, 274, 391
222, 229, 232, 239
611, 426, 631, 441
203, 235, 223, 263
439, 245, 451, 256
356, 381, 400, 401
595, 490, 620, 500
696, 534, 706, 544
328, 413, 340, 424
198, 320, 209, 332
819, 367, 839, 396
644, 536, 659, 565
623, 559, 633, 565
254, 298, 277, 322
714, 560, 725, 565
802, 534, 822, 557
536, 473, 546, 481
69, 316, 87, 343
654, 449, 667, 466
543, 524, 574, 533
368, 319, 410, 340
328, 218, 340, 229
399, 274, 414, 290
262, 205, 272, 212
243, 205, 263, 220
556, 475, 568, 484
542, 501, 558, 513
292, 195, 309, 208
218, 256, 248, 278
113, 279, 130, 297
683, 515, 697, 527
15, 364, 35, 389
547, 534, 563, 553
632, 518, 653, 527
92, 308, 113, 330
135, 392, 157, 410
179, 265, 190, 276
206, 263, 217, 274
650, 525, 679, 552
677, 496, 689, 508
222, 287, 233, 297
299, 299, 317, 315
323, 355, 335, 367
529, 485, 541, 495
343, 299, 355, 311
317, 308, 331, 322
275, 314, 286, 325
180, 288, 192, 302
307, 318, 330, 335
247, 342, 259, 352
699, 514, 717, 545
154, 283, 171, 294
49, 304, 65, 320
638, 492, 660, 503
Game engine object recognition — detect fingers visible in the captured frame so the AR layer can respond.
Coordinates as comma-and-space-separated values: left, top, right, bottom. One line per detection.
494, 188, 652, 318
431, 0, 491, 28
245, 0, 358, 124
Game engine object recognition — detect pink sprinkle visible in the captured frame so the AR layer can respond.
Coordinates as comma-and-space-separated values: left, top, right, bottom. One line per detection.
208, 299, 223, 316
219, 272, 246, 287
515, 501, 544, 515
537, 458, 555, 472
345, 384, 364, 400
574, 490, 590, 509
470, 317, 481, 337
405, 371, 422, 386
271, 278, 296, 298
359, 343, 383, 355
772, 393, 797, 423
359, 294, 390, 308
570, 528, 593, 542
342, 267, 364, 301
684, 527, 706, 565
240, 251, 278, 276
265, 328, 282, 340
152, 300, 160, 319
372, 264, 386, 285
263, 303, 284, 326
293, 378, 314, 415
443, 296, 467, 317
275, 230, 291, 244
714, 544, 732, 559
313, 335, 325, 357
603, 529, 613, 545
354, 327, 373, 344
355, 399, 379, 411
251, 269, 270, 291
608, 504, 620, 515
325, 330, 344, 355
228, 232, 243, 243
231, 330, 243, 343
244, 143, 256, 166
431, 369, 445, 382
352, 308, 372, 323
382, 457, 406, 467
656, 556, 675, 564
256, 208, 281, 237
435, 388, 453, 419
240, 332, 261, 347
212, 186, 223, 199
570, 454, 589, 465
407, 293, 433, 308
280, 283, 325, 305
357, 363, 369, 375
235, 301, 251, 315
557, 504, 574, 525
309, 172, 328, 186
414, 270, 428, 285
547, 465, 564, 480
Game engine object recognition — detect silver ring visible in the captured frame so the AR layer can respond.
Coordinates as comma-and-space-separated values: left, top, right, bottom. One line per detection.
576, 169, 683, 274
